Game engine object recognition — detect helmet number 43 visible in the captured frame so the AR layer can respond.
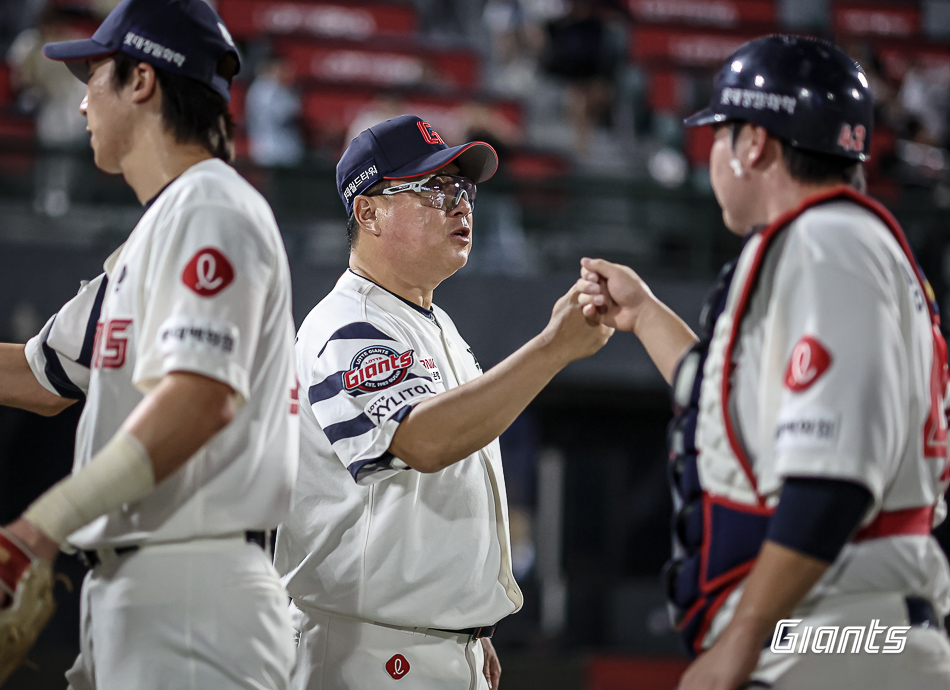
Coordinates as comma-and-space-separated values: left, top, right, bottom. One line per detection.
838, 124, 867, 154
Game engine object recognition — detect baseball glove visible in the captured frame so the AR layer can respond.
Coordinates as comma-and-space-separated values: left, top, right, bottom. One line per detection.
0, 529, 56, 686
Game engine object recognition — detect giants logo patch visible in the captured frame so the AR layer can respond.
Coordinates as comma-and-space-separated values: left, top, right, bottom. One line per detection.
344, 346, 414, 393
417, 121, 444, 145
385, 654, 410, 680
784, 336, 832, 392
182, 248, 234, 297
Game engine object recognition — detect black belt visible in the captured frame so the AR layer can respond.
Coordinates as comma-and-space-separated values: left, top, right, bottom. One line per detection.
432, 624, 496, 639
78, 530, 268, 569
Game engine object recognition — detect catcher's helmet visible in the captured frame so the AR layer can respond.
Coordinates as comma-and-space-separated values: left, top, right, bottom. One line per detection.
684, 35, 873, 161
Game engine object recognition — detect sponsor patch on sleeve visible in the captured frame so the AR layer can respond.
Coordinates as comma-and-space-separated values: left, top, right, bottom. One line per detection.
784, 336, 832, 392
774, 408, 840, 453
364, 379, 437, 425
158, 316, 238, 357
181, 247, 234, 297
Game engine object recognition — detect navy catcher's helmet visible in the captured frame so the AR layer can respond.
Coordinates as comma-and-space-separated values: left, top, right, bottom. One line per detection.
684, 35, 873, 161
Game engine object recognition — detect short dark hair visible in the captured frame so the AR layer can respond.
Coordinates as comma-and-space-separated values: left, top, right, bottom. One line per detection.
111, 53, 238, 162
728, 121, 865, 193
346, 179, 389, 251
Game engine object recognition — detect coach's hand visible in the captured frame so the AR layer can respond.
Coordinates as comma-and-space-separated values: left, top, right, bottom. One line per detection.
542, 284, 614, 364
577, 257, 698, 384
0, 523, 58, 685
576, 257, 656, 333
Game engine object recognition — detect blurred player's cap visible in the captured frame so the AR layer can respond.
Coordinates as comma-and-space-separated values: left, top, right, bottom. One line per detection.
337, 115, 498, 215
684, 35, 873, 161
42, 0, 240, 103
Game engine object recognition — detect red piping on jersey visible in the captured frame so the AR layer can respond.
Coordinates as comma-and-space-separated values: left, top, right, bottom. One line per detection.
720, 184, 943, 506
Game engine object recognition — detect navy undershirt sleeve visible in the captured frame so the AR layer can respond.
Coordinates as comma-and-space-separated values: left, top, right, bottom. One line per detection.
766, 476, 873, 563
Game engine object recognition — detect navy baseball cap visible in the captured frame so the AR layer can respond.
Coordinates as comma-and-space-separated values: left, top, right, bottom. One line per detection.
337, 115, 498, 215
42, 0, 240, 103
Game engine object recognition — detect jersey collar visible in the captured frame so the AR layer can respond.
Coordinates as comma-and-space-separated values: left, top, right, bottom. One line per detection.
346, 269, 437, 321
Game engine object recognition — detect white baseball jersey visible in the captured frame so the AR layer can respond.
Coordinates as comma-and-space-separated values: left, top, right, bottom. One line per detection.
275, 270, 523, 630
24, 158, 299, 549
696, 189, 950, 645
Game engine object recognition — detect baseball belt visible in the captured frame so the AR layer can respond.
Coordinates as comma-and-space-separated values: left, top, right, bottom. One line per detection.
77, 530, 269, 569
432, 624, 497, 639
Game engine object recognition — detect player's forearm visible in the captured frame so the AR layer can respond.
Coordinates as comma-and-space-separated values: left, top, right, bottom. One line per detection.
718, 541, 830, 648
633, 299, 698, 385
0, 343, 75, 416
390, 333, 569, 472
122, 371, 237, 482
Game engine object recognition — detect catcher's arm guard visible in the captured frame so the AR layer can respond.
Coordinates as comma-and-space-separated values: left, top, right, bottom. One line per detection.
0, 527, 56, 686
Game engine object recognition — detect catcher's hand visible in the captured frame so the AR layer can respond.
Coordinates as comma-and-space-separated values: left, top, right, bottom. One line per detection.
0, 527, 56, 686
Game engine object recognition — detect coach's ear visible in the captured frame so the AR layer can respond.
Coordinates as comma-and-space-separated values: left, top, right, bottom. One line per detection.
353, 196, 381, 237
129, 62, 159, 104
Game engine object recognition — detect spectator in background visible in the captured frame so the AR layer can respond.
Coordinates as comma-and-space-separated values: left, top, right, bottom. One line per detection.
246, 55, 305, 167
482, 0, 547, 97
540, 0, 627, 157
898, 59, 950, 148
8, 7, 91, 216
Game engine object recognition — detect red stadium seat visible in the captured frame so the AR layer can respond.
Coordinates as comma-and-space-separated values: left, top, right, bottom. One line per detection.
0, 65, 13, 106
275, 39, 481, 90
216, 0, 418, 41
630, 25, 763, 69
684, 124, 715, 168
626, 0, 775, 30
833, 2, 920, 40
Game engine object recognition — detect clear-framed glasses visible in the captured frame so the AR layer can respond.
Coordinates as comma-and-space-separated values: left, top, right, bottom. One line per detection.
368, 174, 477, 211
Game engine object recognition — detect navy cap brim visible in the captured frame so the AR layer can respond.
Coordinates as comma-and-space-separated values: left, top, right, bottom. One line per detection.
43, 38, 116, 83
683, 107, 728, 127
385, 142, 498, 184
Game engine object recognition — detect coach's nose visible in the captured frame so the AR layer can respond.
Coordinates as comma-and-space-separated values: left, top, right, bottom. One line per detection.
79, 94, 88, 117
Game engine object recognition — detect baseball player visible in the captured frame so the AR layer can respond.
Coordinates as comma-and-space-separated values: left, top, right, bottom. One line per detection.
578, 36, 950, 689
274, 114, 612, 690
0, 1, 299, 688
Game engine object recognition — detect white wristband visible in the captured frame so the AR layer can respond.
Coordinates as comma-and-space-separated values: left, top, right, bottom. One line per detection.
24, 431, 155, 544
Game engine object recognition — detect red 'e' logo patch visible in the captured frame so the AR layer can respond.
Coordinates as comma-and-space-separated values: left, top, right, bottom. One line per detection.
385, 654, 410, 680
182, 247, 234, 297
784, 336, 832, 392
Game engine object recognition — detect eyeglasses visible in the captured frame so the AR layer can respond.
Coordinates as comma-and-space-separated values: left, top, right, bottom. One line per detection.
367, 175, 477, 211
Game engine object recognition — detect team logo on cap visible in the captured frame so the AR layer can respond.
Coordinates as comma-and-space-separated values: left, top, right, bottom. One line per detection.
784, 336, 832, 392
417, 121, 444, 145
344, 345, 414, 393
385, 654, 410, 680
182, 247, 234, 297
